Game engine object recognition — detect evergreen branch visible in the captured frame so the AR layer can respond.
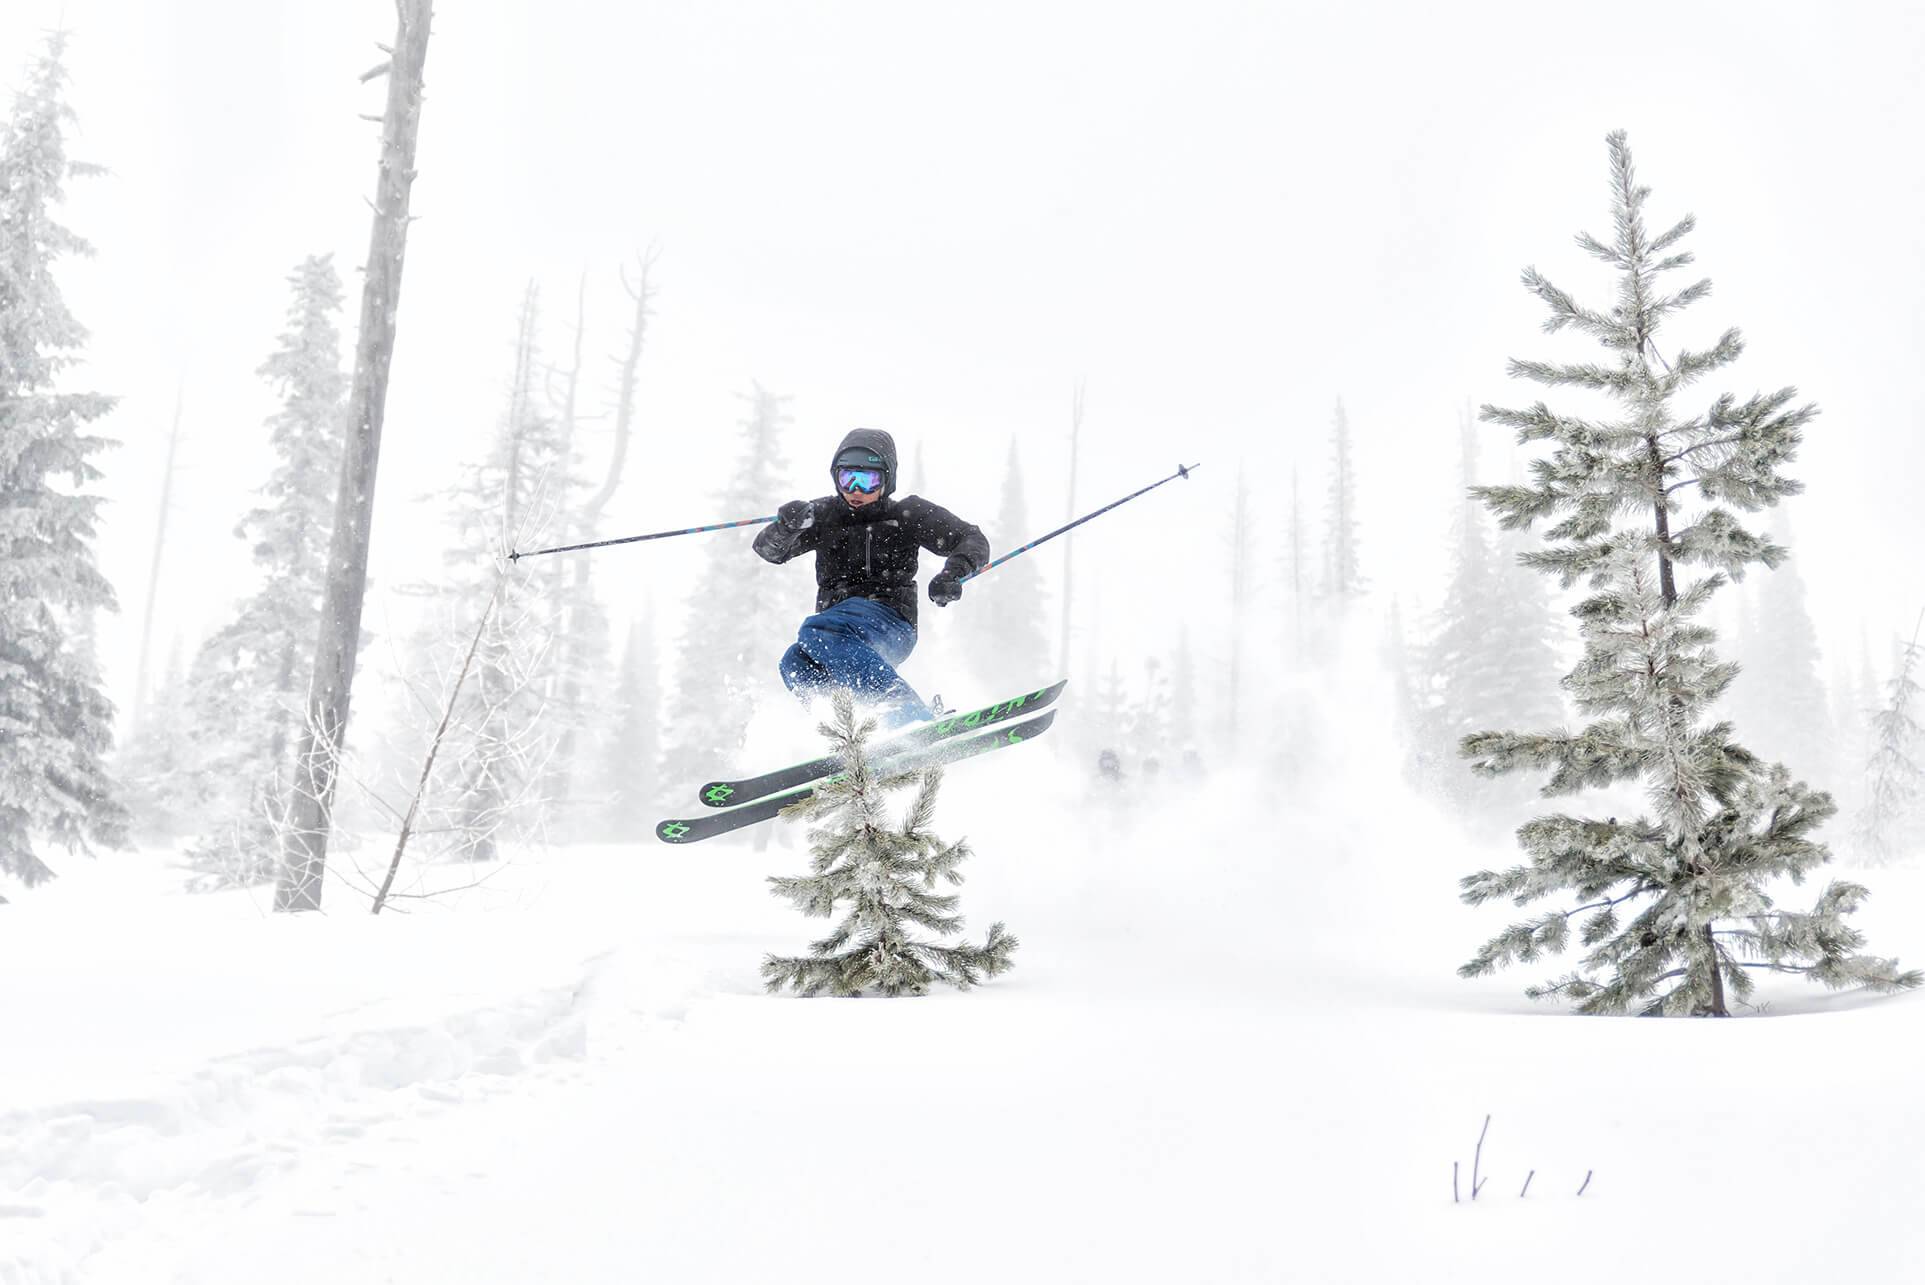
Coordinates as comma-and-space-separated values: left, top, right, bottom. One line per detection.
1661, 433, 1746, 466
1574, 232, 1623, 266
1506, 357, 1638, 394
1479, 401, 1616, 445
1645, 277, 1712, 326
1468, 483, 1557, 531
1648, 212, 1696, 255
1661, 328, 1744, 391
1520, 267, 1627, 342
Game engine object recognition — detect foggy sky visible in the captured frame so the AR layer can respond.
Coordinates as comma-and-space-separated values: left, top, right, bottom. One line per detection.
5, 0, 1922, 723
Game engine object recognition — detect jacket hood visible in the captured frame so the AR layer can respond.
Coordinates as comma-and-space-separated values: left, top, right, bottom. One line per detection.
831, 427, 899, 498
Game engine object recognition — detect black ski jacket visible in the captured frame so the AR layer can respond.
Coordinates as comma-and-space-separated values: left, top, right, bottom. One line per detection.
753, 428, 990, 628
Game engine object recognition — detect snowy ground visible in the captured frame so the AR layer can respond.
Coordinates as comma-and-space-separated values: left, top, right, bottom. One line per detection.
6, 741, 1925, 1284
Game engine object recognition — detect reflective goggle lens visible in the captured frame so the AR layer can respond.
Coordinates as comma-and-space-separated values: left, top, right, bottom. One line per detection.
837, 467, 884, 494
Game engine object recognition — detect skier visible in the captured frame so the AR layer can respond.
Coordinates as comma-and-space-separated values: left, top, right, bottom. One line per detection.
754, 428, 990, 728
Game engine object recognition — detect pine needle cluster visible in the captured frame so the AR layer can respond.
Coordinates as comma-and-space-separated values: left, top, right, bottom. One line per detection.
763, 692, 1018, 997
1460, 131, 1919, 1015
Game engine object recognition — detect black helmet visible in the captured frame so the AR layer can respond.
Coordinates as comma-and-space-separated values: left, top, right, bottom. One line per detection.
830, 428, 897, 498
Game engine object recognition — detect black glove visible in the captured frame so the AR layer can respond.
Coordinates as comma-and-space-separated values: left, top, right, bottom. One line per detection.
777, 499, 814, 532
928, 561, 968, 607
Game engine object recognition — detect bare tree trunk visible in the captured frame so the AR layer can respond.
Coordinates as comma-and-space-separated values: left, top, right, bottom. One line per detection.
1057, 378, 1083, 678
131, 383, 185, 734
277, 0, 434, 914
583, 250, 655, 521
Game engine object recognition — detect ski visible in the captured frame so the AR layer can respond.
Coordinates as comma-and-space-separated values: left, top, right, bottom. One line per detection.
658, 709, 1058, 845
695, 679, 1068, 808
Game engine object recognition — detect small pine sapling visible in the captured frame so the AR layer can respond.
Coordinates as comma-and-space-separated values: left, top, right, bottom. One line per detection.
763, 692, 1018, 997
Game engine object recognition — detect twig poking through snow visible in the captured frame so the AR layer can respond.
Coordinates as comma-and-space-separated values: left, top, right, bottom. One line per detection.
1578, 1169, 1594, 1196
1452, 1161, 1459, 1203
1520, 1169, 1534, 1198
1472, 1114, 1491, 1199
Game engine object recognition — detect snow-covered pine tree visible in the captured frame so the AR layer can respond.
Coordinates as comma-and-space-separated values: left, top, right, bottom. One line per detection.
1419, 404, 1565, 814
1282, 462, 1308, 666
971, 437, 1050, 694
595, 613, 662, 840
1322, 399, 1365, 605
762, 691, 1017, 996
115, 634, 196, 842
1854, 613, 1924, 864
1226, 462, 1253, 744
1828, 643, 1868, 773
173, 255, 349, 886
1130, 655, 1173, 754
410, 284, 568, 864
1084, 655, 1130, 767
662, 383, 798, 777
1384, 596, 1428, 786
1726, 513, 1830, 784
0, 34, 127, 888
1460, 131, 1917, 1016
1169, 627, 1198, 754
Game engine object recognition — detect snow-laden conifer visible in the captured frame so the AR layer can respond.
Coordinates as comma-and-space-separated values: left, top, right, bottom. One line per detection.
1418, 407, 1564, 813
399, 284, 567, 865
1727, 514, 1830, 783
593, 614, 661, 840
167, 255, 348, 884
1854, 614, 1924, 864
427, 280, 562, 861
1169, 627, 1198, 755
0, 34, 127, 887
972, 438, 1050, 694
762, 692, 1017, 997
662, 384, 797, 776
1322, 399, 1364, 603
1460, 131, 1917, 1015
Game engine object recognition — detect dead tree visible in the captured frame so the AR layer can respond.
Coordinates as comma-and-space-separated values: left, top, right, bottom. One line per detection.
277, 0, 434, 914
549, 253, 655, 814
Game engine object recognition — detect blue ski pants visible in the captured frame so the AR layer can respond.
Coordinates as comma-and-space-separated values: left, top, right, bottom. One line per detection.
778, 596, 933, 727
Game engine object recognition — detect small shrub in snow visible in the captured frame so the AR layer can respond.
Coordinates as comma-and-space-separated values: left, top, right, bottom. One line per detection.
762, 691, 1018, 997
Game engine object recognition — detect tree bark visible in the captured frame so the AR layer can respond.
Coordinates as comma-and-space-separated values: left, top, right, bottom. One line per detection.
276, 0, 434, 914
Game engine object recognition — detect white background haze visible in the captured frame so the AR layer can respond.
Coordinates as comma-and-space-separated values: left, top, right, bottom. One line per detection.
3, 0, 1922, 719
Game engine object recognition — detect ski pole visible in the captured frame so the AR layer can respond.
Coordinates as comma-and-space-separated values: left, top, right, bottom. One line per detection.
508, 514, 777, 562
963, 462, 1200, 582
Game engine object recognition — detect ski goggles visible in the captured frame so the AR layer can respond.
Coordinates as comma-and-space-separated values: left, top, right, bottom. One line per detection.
835, 466, 885, 495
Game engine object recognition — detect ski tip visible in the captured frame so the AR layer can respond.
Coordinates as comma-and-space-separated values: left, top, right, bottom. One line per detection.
696, 780, 738, 808
656, 818, 695, 844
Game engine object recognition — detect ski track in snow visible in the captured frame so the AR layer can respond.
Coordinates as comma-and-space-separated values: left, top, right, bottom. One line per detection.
0, 938, 727, 1285
2, 972, 589, 1282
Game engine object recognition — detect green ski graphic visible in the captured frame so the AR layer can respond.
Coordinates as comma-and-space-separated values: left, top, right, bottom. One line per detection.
694, 679, 1067, 809
657, 708, 1059, 845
